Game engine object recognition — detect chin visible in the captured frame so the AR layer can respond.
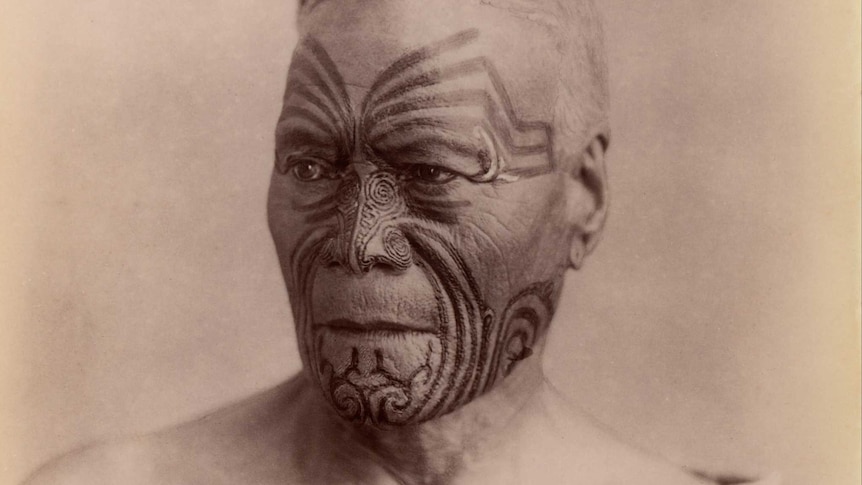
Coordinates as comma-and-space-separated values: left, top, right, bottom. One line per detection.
310, 325, 444, 426
288, 225, 558, 426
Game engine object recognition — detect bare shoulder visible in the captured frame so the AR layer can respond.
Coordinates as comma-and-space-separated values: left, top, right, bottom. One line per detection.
22, 439, 162, 485
23, 376, 316, 485
521, 384, 714, 485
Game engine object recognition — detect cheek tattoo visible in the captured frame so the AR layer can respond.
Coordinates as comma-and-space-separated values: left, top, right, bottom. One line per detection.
278, 29, 562, 426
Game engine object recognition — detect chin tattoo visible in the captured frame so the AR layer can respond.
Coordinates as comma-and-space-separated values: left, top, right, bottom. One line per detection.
277, 29, 563, 426
291, 225, 557, 426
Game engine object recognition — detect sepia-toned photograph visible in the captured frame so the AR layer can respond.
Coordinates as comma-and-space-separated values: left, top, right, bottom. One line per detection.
1, 1, 859, 484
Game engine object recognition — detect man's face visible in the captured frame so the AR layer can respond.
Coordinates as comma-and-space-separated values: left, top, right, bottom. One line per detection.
268, 0, 580, 426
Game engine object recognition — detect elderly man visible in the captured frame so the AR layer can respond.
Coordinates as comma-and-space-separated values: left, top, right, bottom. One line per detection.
26, 0, 777, 484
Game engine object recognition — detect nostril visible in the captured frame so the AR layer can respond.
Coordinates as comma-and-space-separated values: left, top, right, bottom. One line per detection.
342, 227, 413, 274
317, 238, 350, 270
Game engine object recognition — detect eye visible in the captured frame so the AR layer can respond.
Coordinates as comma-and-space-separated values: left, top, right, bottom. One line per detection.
406, 164, 457, 184
290, 159, 330, 181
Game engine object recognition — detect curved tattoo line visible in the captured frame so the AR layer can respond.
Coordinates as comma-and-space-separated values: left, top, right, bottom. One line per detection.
403, 228, 478, 418
301, 37, 355, 119
365, 89, 548, 157
361, 29, 481, 116
471, 124, 505, 182
278, 105, 338, 140
369, 57, 490, 111
280, 28, 555, 181
291, 44, 354, 139
290, 226, 337, 389
283, 79, 343, 132
486, 280, 555, 391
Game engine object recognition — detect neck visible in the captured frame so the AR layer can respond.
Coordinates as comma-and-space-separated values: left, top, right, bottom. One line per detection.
317, 356, 549, 484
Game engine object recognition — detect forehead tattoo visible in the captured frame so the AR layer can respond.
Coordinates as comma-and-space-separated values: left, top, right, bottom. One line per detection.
278, 28, 556, 180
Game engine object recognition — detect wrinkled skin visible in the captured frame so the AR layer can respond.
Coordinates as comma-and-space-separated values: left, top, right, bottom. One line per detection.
267, 0, 591, 427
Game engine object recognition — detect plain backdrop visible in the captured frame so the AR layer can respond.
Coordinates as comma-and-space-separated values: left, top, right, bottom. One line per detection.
1, 1, 859, 484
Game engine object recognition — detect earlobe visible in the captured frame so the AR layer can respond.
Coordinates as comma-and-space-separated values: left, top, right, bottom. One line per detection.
569, 238, 586, 269
566, 133, 609, 269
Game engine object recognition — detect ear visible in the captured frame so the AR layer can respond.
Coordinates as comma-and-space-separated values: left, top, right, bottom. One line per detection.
565, 133, 609, 269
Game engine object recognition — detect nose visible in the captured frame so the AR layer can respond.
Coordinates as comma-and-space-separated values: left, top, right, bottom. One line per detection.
330, 169, 413, 274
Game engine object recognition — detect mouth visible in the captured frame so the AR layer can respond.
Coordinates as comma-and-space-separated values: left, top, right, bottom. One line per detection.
310, 264, 442, 334
317, 318, 435, 335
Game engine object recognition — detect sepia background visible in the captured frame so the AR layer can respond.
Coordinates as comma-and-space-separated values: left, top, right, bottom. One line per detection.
1, 1, 859, 484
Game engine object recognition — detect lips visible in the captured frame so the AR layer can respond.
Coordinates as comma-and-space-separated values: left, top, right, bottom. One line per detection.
318, 318, 434, 334
310, 264, 441, 333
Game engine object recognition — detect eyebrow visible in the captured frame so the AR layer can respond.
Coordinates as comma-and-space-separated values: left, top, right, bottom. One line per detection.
275, 121, 343, 171
276, 124, 334, 149
374, 134, 480, 169
276, 29, 557, 180
359, 31, 555, 177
